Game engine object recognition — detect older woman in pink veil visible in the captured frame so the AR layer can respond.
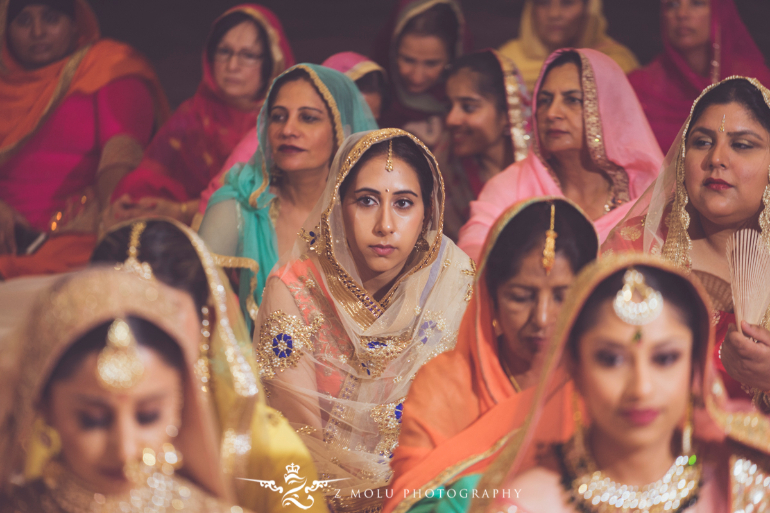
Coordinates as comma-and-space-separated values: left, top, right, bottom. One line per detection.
457, 48, 662, 262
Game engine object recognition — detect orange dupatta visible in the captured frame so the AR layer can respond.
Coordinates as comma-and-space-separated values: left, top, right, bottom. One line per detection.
386, 197, 598, 513
0, 0, 169, 166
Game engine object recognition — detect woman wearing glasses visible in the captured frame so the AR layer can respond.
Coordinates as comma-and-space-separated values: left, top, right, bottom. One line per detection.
105, 4, 294, 228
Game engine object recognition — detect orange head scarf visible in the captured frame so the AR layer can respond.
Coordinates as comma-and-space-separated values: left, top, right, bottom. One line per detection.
385, 196, 598, 513
0, 0, 169, 165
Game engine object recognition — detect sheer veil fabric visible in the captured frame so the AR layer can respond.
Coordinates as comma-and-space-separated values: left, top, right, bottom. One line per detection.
253, 128, 475, 509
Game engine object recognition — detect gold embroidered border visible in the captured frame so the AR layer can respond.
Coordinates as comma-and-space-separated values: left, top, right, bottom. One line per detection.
237, 7, 286, 81
494, 51, 529, 162
212, 253, 260, 322
322, 373, 361, 452
577, 52, 630, 205
345, 61, 387, 83
317, 128, 445, 330
391, 432, 515, 513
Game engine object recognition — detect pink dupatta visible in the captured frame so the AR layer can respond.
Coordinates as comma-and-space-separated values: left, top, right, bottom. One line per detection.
458, 48, 662, 262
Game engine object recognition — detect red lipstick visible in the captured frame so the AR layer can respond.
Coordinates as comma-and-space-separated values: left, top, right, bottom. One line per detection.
621, 408, 660, 426
704, 177, 732, 191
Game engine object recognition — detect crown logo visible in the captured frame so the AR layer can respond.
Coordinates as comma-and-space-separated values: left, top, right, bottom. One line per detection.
285, 463, 300, 476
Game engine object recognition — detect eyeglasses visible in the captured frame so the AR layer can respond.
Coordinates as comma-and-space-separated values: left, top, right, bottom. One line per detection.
214, 47, 265, 67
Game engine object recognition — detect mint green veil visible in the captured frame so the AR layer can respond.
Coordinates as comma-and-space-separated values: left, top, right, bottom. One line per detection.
198, 63, 378, 326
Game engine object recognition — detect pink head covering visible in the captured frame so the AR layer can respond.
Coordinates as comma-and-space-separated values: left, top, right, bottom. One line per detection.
322, 51, 387, 83
458, 48, 662, 261
628, 0, 770, 153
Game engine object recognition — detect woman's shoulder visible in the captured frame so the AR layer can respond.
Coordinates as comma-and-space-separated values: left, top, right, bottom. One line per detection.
507, 463, 571, 512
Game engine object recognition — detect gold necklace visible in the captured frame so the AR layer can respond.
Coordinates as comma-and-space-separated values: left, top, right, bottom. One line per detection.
561, 435, 701, 513
497, 343, 522, 393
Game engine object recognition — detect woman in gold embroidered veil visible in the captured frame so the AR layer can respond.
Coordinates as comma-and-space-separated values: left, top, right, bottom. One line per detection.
89, 218, 327, 513
0, 268, 245, 512
253, 128, 474, 512
604, 76, 770, 408
468, 253, 770, 513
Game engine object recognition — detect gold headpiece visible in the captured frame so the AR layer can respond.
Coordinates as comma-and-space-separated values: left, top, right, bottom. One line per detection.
116, 221, 154, 280
613, 268, 664, 325
96, 318, 145, 390
385, 139, 394, 172
719, 114, 726, 133
541, 203, 558, 275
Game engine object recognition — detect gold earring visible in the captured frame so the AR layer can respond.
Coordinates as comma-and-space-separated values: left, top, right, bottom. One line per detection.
682, 396, 693, 455
24, 418, 62, 477
492, 318, 503, 337
194, 305, 212, 392
572, 390, 586, 457
759, 164, 770, 250
414, 226, 430, 252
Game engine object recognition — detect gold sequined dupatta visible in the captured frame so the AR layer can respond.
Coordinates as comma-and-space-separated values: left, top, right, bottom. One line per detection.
467, 253, 770, 513
95, 218, 268, 496
254, 128, 475, 504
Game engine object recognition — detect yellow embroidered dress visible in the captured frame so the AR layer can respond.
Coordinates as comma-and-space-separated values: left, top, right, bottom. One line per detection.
253, 129, 475, 512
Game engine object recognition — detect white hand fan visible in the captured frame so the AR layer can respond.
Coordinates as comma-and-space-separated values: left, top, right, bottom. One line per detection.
726, 228, 770, 334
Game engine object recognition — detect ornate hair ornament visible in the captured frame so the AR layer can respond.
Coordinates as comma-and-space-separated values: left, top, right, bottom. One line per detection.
116, 221, 154, 280
613, 268, 664, 325
385, 139, 394, 172
96, 318, 145, 390
719, 114, 726, 133
541, 203, 558, 275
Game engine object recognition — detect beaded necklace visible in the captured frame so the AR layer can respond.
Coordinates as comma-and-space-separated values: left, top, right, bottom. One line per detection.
556, 436, 701, 513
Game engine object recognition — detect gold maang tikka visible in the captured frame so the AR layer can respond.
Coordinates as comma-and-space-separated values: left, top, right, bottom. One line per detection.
719, 114, 726, 133
613, 268, 664, 325
116, 221, 154, 280
385, 139, 394, 172
541, 203, 558, 275
97, 318, 145, 390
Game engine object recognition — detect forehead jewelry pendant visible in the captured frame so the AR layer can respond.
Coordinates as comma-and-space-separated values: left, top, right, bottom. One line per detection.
116, 221, 154, 280
613, 268, 664, 325
385, 139, 394, 172
719, 114, 726, 133
97, 318, 145, 390
541, 203, 558, 275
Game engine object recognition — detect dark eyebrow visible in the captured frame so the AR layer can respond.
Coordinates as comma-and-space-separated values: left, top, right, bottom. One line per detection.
298, 106, 324, 114
393, 190, 419, 197
354, 187, 381, 195
75, 395, 110, 407
727, 129, 764, 139
561, 89, 582, 96
455, 96, 482, 103
592, 339, 628, 350
690, 126, 715, 137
